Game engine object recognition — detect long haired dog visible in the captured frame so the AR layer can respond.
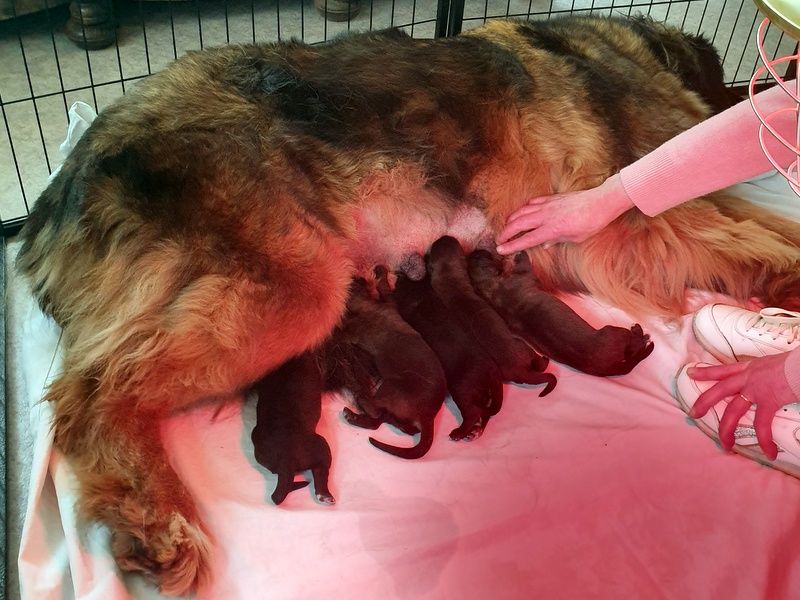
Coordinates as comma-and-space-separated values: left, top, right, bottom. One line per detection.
15, 14, 800, 593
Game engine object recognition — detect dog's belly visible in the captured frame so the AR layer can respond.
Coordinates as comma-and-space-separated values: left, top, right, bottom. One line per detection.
346, 166, 492, 275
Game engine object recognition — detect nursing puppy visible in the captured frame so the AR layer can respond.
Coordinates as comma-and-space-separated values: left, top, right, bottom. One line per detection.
427, 236, 556, 394
379, 264, 504, 441
16, 15, 800, 593
468, 250, 654, 376
325, 278, 447, 459
251, 353, 335, 506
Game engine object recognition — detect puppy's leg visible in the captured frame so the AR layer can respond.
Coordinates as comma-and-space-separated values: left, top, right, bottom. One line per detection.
342, 407, 382, 429
308, 434, 335, 504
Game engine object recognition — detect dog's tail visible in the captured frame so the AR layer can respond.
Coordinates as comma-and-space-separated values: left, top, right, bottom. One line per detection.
369, 418, 434, 460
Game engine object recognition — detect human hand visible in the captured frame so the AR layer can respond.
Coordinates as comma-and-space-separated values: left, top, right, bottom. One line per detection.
495, 174, 634, 255
689, 353, 797, 460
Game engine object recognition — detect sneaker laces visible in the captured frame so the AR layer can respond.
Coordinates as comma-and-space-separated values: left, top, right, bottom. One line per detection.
745, 308, 800, 343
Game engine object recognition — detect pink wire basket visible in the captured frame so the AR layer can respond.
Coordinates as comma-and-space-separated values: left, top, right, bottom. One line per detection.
749, 17, 800, 196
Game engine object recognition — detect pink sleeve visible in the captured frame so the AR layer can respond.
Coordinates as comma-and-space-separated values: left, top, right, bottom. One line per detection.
619, 82, 799, 217
784, 348, 800, 402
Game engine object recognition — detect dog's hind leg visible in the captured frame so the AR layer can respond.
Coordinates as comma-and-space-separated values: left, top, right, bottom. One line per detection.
46, 239, 351, 594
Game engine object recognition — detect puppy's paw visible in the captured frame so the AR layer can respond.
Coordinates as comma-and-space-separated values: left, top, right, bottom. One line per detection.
316, 493, 336, 505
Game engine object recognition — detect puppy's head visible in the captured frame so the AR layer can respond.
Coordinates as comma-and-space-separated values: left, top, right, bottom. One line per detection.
467, 249, 503, 279
428, 236, 464, 265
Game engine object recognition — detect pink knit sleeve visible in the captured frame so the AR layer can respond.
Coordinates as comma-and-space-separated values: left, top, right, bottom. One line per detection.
783, 348, 800, 402
619, 83, 799, 217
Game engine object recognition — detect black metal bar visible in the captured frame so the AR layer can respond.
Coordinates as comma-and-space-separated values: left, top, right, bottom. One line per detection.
711, 0, 729, 45
42, 0, 70, 119
731, 11, 759, 83
111, 0, 127, 94
0, 91, 28, 213
435, 0, 448, 37
10, 1, 53, 174
448, 0, 465, 35
277, 0, 282, 41
79, 7, 99, 110
721, 0, 746, 65
196, 0, 204, 49
695, 0, 709, 35
411, 0, 418, 36
252, 0, 256, 43
225, 0, 230, 44
168, 0, 178, 60
137, 0, 152, 74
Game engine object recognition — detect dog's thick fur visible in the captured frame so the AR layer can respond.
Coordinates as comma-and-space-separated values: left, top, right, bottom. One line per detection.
15, 14, 800, 593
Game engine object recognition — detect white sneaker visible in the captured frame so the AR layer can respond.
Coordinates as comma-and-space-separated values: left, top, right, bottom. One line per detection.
674, 362, 800, 478
692, 304, 800, 364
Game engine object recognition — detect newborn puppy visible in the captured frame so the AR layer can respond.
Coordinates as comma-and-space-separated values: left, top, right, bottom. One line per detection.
324, 278, 447, 459
427, 236, 556, 395
379, 264, 504, 441
467, 250, 654, 377
251, 353, 335, 505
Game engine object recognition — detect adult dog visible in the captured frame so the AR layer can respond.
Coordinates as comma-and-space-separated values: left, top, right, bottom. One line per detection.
17, 14, 800, 594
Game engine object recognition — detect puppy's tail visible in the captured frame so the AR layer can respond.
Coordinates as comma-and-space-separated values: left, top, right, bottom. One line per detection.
531, 372, 557, 397
369, 418, 434, 460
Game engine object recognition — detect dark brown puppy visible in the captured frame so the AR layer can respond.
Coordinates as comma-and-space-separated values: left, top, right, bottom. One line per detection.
468, 250, 654, 377
250, 353, 335, 505
324, 278, 447, 459
427, 236, 556, 394
379, 264, 504, 441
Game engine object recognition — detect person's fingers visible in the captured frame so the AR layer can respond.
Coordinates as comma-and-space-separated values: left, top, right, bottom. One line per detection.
687, 362, 749, 381
506, 203, 545, 222
753, 404, 779, 460
690, 373, 746, 418
496, 211, 544, 244
718, 396, 753, 450
496, 228, 556, 255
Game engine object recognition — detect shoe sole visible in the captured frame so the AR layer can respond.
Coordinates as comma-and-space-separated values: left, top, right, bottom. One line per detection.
672, 366, 800, 479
